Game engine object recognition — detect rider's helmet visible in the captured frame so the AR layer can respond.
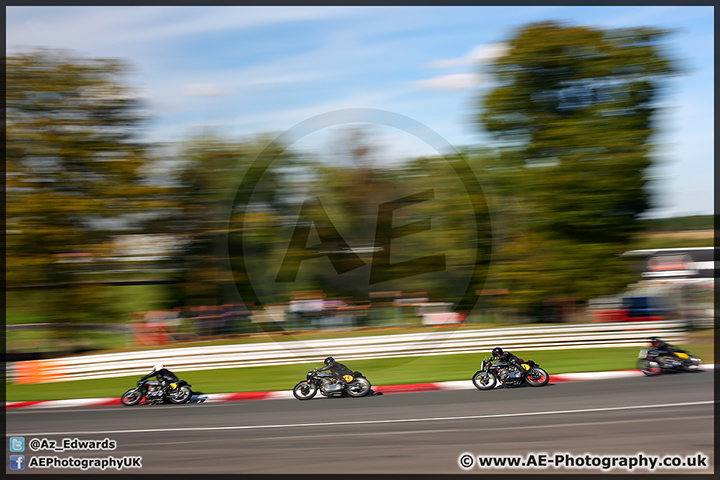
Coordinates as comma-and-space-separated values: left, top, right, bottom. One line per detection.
492, 347, 503, 357
324, 357, 334, 366
650, 337, 661, 347
153, 363, 165, 372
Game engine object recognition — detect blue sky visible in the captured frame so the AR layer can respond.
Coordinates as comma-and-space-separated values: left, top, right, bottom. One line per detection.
6, 6, 714, 218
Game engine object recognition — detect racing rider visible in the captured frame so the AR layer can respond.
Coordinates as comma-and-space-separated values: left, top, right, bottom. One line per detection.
316, 357, 355, 385
649, 337, 688, 366
138, 363, 179, 399
490, 347, 526, 378
649, 337, 684, 355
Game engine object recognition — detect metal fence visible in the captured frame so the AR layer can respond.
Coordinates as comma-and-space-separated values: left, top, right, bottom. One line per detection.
11, 320, 690, 384
688, 317, 715, 330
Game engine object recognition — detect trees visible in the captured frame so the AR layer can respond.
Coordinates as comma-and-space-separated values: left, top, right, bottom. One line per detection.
477, 21, 680, 313
228, 127, 401, 306
160, 134, 295, 307
226, 127, 492, 312
6, 49, 168, 322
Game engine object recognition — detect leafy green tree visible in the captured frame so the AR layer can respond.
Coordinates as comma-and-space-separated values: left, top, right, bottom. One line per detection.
477, 21, 680, 314
6, 49, 168, 323
160, 134, 297, 307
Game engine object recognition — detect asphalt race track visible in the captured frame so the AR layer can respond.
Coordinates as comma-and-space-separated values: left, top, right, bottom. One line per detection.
6, 372, 715, 475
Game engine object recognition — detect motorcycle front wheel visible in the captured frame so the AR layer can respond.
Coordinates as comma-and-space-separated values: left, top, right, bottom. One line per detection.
472, 371, 497, 390
168, 385, 193, 404
346, 377, 371, 397
293, 381, 318, 400
637, 358, 662, 376
121, 388, 143, 406
525, 367, 549, 387
684, 356, 702, 372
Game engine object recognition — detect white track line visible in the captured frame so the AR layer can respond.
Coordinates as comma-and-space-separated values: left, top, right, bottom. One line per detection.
242, 414, 716, 441
9, 400, 713, 437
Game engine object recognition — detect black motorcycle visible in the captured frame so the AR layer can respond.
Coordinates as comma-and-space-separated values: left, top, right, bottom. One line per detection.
472, 357, 549, 390
293, 368, 371, 400
637, 348, 702, 376
121, 378, 193, 406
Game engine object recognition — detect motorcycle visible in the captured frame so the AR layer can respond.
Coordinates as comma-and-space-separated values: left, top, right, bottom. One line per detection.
637, 348, 702, 376
121, 378, 193, 406
472, 357, 549, 390
293, 368, 371, 400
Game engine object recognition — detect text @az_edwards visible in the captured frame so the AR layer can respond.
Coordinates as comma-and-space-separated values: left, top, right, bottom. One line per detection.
27, 437, 116, 453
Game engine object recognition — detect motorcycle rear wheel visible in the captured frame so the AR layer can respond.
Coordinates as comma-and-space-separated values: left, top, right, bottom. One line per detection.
168, 385, 193, 404
525, 367, 549, 387
293, 381, 318, 400
121, 388, 143, 406
637, 359, 662, 376
346, 377, 371, 397
472, 371, 497, 390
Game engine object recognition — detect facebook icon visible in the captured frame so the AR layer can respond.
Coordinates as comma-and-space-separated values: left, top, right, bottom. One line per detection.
9, 455, 25, 470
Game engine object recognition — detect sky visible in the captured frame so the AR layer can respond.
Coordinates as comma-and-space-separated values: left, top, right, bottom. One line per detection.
6, 5, 714, 218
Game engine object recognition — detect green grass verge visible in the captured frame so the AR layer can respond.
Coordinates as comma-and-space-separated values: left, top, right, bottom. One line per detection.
6, 338, 713, 403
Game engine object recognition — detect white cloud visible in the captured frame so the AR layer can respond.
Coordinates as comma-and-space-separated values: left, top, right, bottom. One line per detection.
5, 6, 360, 54
428, 43, 508, 69
416, 43, 506, 91
412, 73, 483, 91
180, 84, 234, 97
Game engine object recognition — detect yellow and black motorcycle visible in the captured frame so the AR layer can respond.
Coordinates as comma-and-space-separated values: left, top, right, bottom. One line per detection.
293, 368, 371, 400
637, 348, 702, 376
472, 358, 549, 390
121, 378, 193, 405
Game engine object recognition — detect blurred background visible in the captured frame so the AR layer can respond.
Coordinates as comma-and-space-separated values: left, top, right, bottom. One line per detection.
5, 7, 713, 361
